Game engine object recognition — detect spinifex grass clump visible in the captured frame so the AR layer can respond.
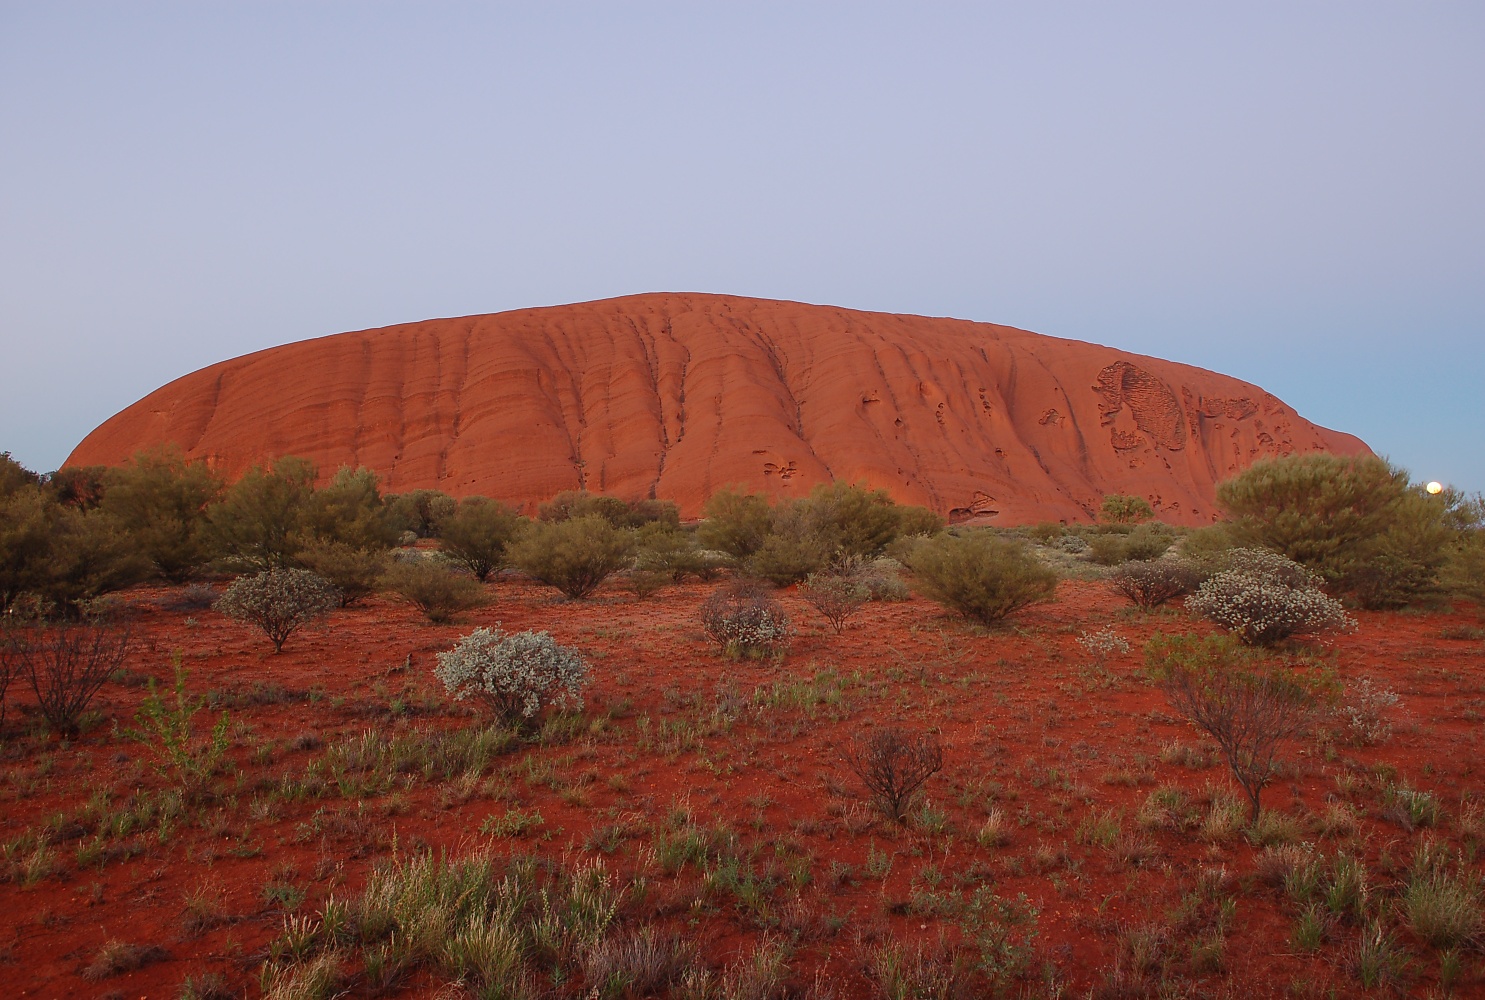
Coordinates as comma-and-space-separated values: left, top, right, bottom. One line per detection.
699, 581, 791, 660
215, 567, 339, 653
1186, 548, 1353, 646
435, 625, 588, 725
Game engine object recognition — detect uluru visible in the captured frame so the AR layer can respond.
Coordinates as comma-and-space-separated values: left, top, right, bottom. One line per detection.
66, 292, 1366, 524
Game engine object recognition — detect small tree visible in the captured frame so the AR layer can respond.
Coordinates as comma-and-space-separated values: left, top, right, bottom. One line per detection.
435, 626, 588, 725
384, 489, 456, 539
843, 727, 945, 824
801, 572, 870, 634
381, 558, 488, 623
906, 532, 1057, 626
1108, 559, 1206, 609
208, 457, 318, 569
1146, 633, 1325, 823
436, 497, 526, 582
1101, 494, 1154, 524
14, 615, 133, 738
699, 581, 791, 660
509, 516, 634, 599
214, 568, 339, 653
100, 446, 224, 582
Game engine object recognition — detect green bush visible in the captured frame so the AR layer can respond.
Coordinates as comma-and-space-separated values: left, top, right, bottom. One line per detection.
0, 482, 56, 614
538, 490, 679, 530
384, 489, 456, 539
215, 567, 340, 652
40, 507, 151, 615
99, 447, 224, 582
632, 523, 723, 582
905, 532, 1057, 626
1108, 559, 1206, 609
696, 487, 773, 559
509, 516, 634, 599
381, 558, 488, 623
436, 497, 526, 582
1217, 454, 1452, 608
304, 466, 399, 551
1087, 524, 1173, 566
744, 500, 832, 585
297, 541, 389, 607
1101, 494, 1154, 524
208, 457, 318, 569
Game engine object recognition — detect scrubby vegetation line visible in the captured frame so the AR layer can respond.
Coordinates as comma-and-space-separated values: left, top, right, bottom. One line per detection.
0, 448, 1483, 996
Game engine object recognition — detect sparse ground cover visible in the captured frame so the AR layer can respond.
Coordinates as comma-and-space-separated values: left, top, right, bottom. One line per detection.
1, 572, 1483, 999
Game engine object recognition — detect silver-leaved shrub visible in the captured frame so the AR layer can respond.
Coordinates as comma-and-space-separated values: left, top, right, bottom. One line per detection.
435, 626, 588, 723
1186, 548, 1354, 646
214, 567, 340, 653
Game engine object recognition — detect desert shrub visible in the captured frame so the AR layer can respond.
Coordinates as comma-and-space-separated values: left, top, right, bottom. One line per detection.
39, 506, 151, 614
896, 504, 946, 539
801, 572, 870, 634
48, 465, 109, 509
696, 487, 774, 559
0, 627, 19, 728
11, 614, 133, 738
1443, 526, 1485, 606
215, 567, 340, 652
1087, 524, 1173, 566
1218, 453, 1453, 608
744, 500, 832, 585
297, 541, 389, 607
622, 568, 670, 599
208, 456, 318, 569
380, 558, 487, 623
1146, 633, 1326, 822
0, 484, 58, 613
99, 446, 224, 582
800, 481, 908, 559
158, 583, 218, 612
539, 490, 679, 530
1101, 494, 1154, 524
1028, 521, 1064, 543
1177, 524, 1238, 566
905, 532, 1057, 626
509, 516, 634, 599
632, 523, 722, 582
303, 466, 399, 551
699, 581, 791, 660
0, 451, 42, 497
436, 496, 526, 581
1053, 533, 1089, 555
383, 488, 456, 539
1109, 559, 1206, 609
843, 727, 945, 823
854, 557, 911, 601
1336, 677, 1400, 747
1186, 549, 1354, 646
434, 626, 588, 724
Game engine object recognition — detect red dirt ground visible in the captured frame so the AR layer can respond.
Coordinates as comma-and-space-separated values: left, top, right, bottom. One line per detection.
2, 576, 1482, 998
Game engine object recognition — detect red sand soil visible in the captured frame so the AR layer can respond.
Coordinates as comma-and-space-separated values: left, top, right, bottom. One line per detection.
2, 576, 1482, 998
65, 293, 1366, 524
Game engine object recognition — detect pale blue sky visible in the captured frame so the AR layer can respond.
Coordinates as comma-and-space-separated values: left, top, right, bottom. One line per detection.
2, 4, 1481, 489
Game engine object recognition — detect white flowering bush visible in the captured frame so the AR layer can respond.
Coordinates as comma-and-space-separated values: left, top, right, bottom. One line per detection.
214, 568, 339, 653
1186, 549, 1354, 646
1339, 677, 1400, 746
435, 626, 588, 724
699, 582, 791, 660
1076, 626, 1130, 661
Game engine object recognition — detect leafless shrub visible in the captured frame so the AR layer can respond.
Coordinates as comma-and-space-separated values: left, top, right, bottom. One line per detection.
13, 615, 133, 738
1147, 633, 1323, 823
1108, 559, 1205, 609
801, 572, 870, 634
843, 727, 945, 823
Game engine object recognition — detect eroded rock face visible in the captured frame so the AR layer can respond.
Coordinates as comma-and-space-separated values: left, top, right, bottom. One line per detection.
66, 293, 1367, 523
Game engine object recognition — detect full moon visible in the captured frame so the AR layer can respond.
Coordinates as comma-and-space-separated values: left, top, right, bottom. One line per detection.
1426, 481, 1444, 494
